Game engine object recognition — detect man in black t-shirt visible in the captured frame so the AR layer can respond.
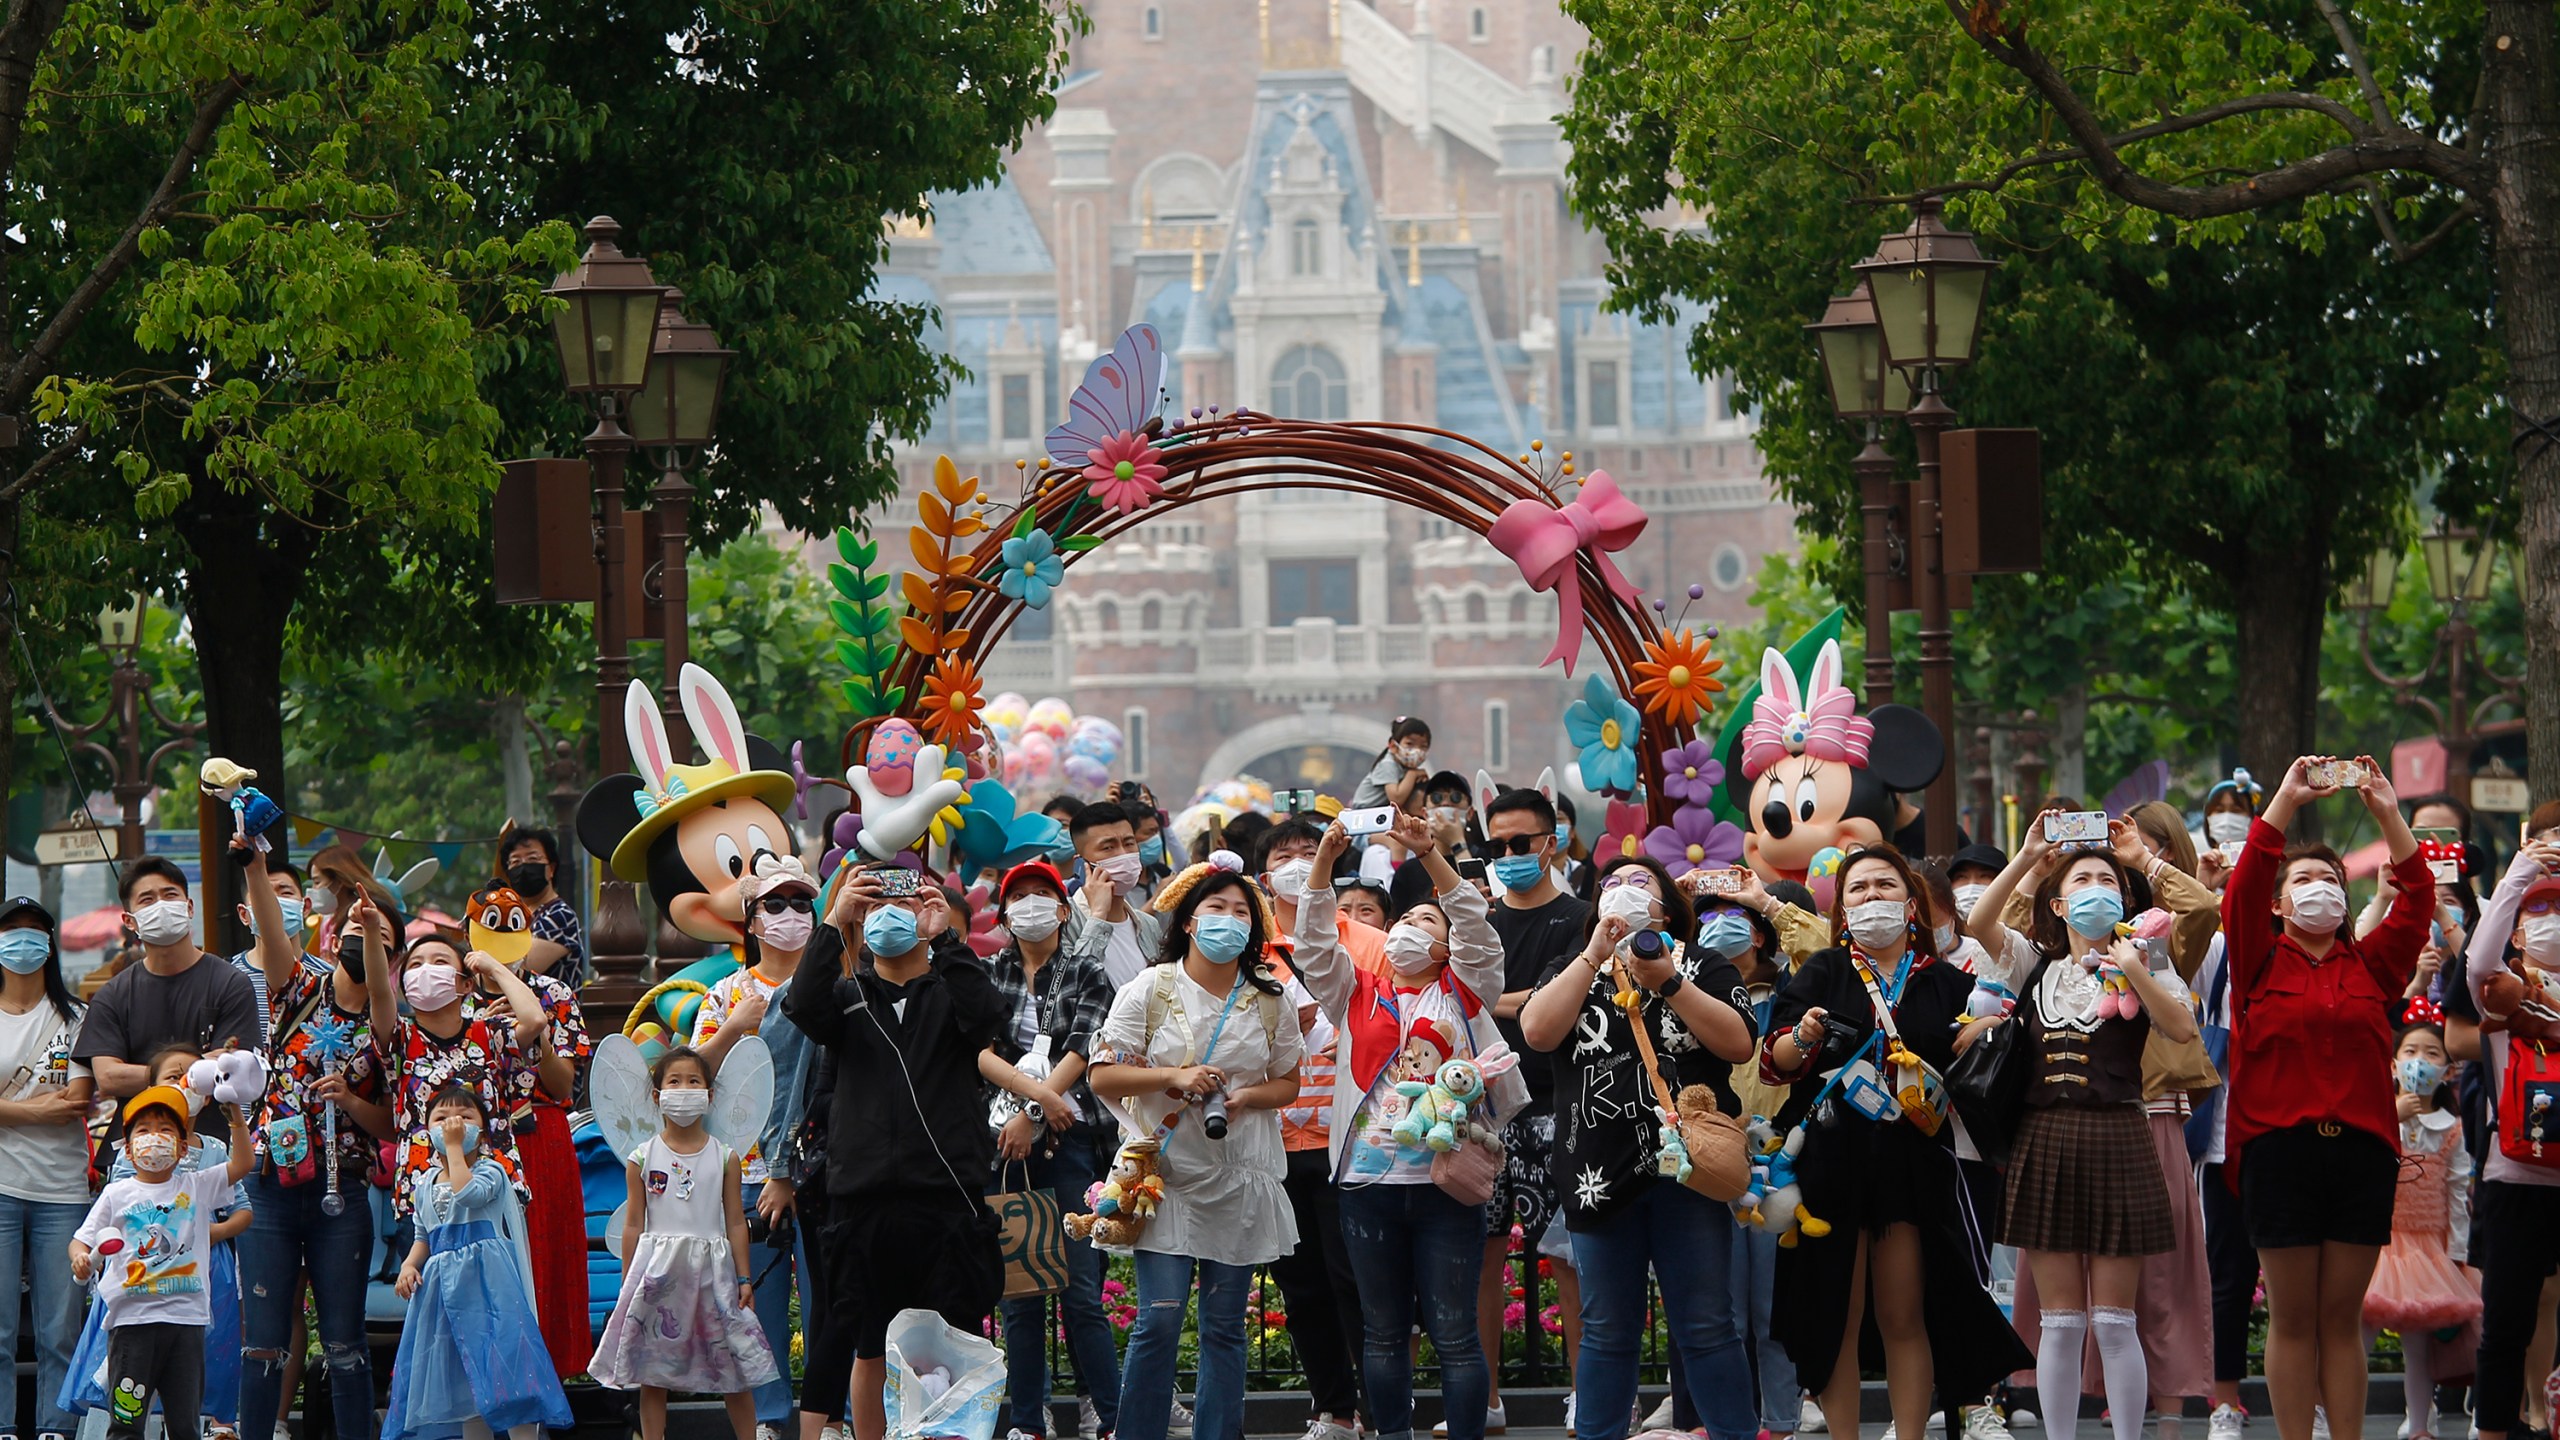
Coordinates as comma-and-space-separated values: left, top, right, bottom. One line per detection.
1472, 786, 1591, 1431
72, 857, 263, 1152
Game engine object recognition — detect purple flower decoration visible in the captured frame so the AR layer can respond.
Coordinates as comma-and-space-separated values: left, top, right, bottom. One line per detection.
1643, 804, 1747, 880
1658, 740, 1725, 808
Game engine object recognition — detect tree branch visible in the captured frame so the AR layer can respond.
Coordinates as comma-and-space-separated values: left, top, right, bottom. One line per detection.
2363, 183, 2482, 260
1943, 0, 2487, 218
2312, 0, 2394, 133
1877, 92, 2388, 204
0, 421, 89, 503
0, 0, 73, 199
2, 72, 246, 415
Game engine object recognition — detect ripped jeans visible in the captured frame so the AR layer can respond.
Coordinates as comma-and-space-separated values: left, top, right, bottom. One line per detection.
236, 1168, 378, 1440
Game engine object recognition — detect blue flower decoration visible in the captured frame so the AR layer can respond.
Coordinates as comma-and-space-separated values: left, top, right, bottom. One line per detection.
1563, 673, 1644, 796
998, 529, 1066, 609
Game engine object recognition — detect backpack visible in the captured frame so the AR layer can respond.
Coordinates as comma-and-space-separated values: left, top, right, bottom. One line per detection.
2498, 1035, 2560, 1169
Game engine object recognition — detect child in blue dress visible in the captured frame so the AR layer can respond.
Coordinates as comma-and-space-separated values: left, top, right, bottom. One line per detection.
384, 1085, 572, 1440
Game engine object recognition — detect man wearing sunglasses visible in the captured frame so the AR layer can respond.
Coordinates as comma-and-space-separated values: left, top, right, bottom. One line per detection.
690, 854, 823, 1440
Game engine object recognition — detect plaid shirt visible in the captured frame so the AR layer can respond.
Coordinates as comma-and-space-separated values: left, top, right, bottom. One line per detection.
984, 942, 1116, 1129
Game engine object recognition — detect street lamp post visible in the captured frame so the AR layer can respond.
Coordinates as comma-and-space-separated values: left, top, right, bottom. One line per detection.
41, 596, 204, 867
1854, 198, 1998, 858
628, 288, 735, 764
2343, 522, 2520, 800
1807, 280, 1913, 706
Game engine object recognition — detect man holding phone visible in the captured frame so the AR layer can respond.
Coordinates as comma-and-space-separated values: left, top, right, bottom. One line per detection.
1070, 802, 1162, 990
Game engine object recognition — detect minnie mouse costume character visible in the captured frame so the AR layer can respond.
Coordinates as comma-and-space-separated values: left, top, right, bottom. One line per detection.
576, 665, 800, 947
1723, 641, 1946, 881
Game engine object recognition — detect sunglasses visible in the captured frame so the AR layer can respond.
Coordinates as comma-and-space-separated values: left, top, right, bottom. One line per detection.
1476, 834, 1550, 858
757, 895, 814, 916
2523, 896, 2560, 917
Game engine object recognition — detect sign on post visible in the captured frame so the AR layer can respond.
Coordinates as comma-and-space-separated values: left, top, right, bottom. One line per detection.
33, 826, 118, 866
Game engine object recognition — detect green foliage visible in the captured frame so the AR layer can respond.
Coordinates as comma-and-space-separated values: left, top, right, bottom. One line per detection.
829, 529, 906, 719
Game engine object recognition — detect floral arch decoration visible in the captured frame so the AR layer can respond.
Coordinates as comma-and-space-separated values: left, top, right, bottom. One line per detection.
811, 324, 1746, 883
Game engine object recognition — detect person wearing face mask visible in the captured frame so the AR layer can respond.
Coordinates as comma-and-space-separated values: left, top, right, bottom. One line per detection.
496, 825, 586, 984
1068, 802, 1165, 991
2194, 770, 2263, 894
2360, 1020, 2475, 1440
1963, 826, 2200, 1440
1295, 812, 1508, 1440
2220, 754, 2426, 1440
690, 857, 825, 1440
1759, 846, 2034, 1440
2459, 836, 2560, 1440
1262, 818, 1393, 981
1354, 717, 1435, 810
786, 867, 1009, 1440
72, 858, 261, 1153
973, 860, 1122, 1440
232, 840, 394, 1440
222, 848, 315, 1049
1090, 866, 1303, 1440
0, 897, 92, 1440
360, 904, 549, 1222
1521, 857, 1759, 1440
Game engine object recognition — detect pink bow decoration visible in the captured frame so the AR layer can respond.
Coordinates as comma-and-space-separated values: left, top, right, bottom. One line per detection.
1486, 472, 1649, 674
1738, 640, 1875, 780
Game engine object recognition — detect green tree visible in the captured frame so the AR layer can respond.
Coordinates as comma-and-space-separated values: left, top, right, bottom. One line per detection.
1562, 0, 2493, 781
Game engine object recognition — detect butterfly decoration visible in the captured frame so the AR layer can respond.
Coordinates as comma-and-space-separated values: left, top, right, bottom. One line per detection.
1046, 324, 1169, 514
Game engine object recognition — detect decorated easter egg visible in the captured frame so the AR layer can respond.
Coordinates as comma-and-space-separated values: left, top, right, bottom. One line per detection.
864, 719, 925, 797
1805, 846, 1845, 914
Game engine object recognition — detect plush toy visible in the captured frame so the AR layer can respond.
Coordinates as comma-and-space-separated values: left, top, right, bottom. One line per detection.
1960, 974, 2018, 1025
186, 1050, 268, 1109
1753, 1120, 1831, 1246
1656, 1111, 1692, 1184
202, 757, 282, 852
1722, 639, 1945, 885
1066, 1139, 1166, 1247
2482, 960, 2560, 1041
1730, 1116, 1777, 1227
1393, 1043, 1521, 1153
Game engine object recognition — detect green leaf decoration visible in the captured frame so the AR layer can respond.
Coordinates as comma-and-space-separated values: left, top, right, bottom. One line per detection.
1058, 535, 1104, 551
826, 526, 903, 716
836, 526, 878, 571
1012, 506, 1036, 540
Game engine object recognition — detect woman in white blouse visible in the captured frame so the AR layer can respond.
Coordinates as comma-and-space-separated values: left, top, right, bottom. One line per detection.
1092, 861, 1304, 1440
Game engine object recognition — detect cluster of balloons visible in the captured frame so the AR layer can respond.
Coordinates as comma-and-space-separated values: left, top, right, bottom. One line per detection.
981, 692, 1125, 796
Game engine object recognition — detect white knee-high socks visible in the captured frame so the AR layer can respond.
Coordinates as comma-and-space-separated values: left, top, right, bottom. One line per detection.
2092, 1306, 2149, 1440
2040, 1311, 2089, 1440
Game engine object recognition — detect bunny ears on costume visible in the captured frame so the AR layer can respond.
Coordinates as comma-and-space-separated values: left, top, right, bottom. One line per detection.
576, 663, 797, 881
1737, 640, 1875, 782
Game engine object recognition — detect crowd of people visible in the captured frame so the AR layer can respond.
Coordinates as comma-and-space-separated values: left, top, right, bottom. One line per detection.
4, 715, 2560, 1440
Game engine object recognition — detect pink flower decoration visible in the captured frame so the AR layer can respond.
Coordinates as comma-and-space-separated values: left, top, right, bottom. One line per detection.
1643, 804, 1747, 880
1597, 800, 1649, 863
1082, 430, 1167, 514
1658, 740, 1725, 808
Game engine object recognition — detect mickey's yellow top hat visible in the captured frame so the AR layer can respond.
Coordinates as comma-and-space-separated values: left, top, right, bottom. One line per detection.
606, 668, 797, 882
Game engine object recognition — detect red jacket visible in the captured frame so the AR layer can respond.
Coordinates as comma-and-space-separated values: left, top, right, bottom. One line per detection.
2221, 817, 2431, 1181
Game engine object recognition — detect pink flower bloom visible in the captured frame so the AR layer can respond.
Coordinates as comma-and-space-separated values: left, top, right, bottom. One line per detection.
1083, 431, 1167, 514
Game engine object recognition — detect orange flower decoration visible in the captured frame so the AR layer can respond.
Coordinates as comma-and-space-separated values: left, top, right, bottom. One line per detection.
920, 656, 986, 748
1631, 627, 1725, 727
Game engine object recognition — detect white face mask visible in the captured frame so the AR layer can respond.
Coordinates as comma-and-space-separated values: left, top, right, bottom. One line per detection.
1845, 898, 1912, 953
1933, 922, 1959, 955
1006, 896, 1064, 942
1266, 858, 1316, 901
2286, 880, 2349, 936
1383, 923, 1440, 974
130, 899, 192, 948
1597, 884, 1657, 929
2204, 812, 2251, 846
659, 1089, 711, 1124
1951, 883, 1989, 921
2519, 913, 2560, 964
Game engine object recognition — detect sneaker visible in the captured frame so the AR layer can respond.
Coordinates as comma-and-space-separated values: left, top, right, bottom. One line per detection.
275, 1428, 295, 1440
761, 1427, 787, 1440
2011, 1412, 2040, 1431
2208, 1406, 2245, 1440
1801, 1401, 1828, 1435
1646, 1397, 1678, 1430
1081, 1400, 1103, 1440
1006, 1430, 1041, 1440
1168, 1401, 1194, 1440
1306, 1417, 1358, 1440
1966, 1407, 2014, 1440
1439, 1402, 1507, 1438
2312, 1410, 2331, 1440
821, 1427, 849, 1440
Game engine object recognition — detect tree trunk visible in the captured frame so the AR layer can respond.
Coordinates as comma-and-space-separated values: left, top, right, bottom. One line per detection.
2229, 509, 2332, 820
0, 496, 20, 871
497, 692, 533, 824
2486, 0, 2560, 805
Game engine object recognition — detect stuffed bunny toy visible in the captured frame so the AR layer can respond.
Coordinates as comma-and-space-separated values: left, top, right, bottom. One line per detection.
1393, 1042, 1521, 1153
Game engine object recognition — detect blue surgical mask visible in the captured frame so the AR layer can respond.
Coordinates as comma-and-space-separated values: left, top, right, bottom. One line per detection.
1490, 854, 1547, 892
1555, 820, 1574, 850
247, 898, 306, 943
2398, 1056, 2445, 1096
0, 929, 50, 974
1192, 915, 1252, 964
863, 905, 921, 958
1141, 836, 1166, 866
2064, 887, 2126, 940
460, 1123, 481, 1153
1696, 910, 1754, 961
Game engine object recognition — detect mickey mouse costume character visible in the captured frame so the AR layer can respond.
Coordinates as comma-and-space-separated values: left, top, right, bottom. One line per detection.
1722, 641, 1946, 881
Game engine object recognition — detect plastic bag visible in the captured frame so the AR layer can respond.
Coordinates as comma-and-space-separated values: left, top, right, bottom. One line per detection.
883, 1308, 1006, 1440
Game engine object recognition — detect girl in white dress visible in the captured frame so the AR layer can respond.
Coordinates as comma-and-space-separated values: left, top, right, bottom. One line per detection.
1091, 861, 1305, 1440
588, 1048, 778, 1440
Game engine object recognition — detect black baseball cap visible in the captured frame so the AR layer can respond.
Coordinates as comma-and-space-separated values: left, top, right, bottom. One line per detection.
0, 895, 57, 931
1949, 843, 2008, 875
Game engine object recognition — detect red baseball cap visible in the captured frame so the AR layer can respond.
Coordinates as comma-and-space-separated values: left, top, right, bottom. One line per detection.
1000, 860, 1068, 901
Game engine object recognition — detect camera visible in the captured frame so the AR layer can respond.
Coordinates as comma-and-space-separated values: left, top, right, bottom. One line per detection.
1199, 1087, 1230, 1140
743, 1209, 791, 1247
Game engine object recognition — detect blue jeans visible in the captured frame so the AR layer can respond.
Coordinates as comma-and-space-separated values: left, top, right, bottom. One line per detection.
1729, 1221, 1798, 1434
1336, 1182, 1488, 1440
235, 1169, 378, 1440
1118, 1250, 1250, 1440
742, 1181, 813, 1424
997, 1129, 1121, 1437
1569, 1183, 1757, 1440
0, 1192, 87, 1434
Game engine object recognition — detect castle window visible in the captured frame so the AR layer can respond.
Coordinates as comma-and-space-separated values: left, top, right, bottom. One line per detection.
1270, 344, 1349, 419
1290, 218, 1322, 277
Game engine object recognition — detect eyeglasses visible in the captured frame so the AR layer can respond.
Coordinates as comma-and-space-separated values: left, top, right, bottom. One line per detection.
2523, 896, 2560, 917
1598, 872, 1657, 893
1476, 834, 1550, 858
757, 895, 814, 916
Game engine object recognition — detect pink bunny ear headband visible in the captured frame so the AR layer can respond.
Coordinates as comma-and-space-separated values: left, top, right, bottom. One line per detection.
1737, 639, 1874, 781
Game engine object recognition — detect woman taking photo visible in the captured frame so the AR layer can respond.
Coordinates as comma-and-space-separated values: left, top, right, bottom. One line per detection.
360, 903, 548, 1201
1091, 861, 1303, 1440
0, 898, 89, 1440
1965, 819, 2199, 1440
1294, 812, 1509, 1440
2222, 756, 2428, 1440
1523, 855, 1760, 1440
1759, 846, 2031, 1440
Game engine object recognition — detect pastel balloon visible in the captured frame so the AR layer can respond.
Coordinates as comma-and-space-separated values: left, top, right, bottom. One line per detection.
1025, 697, 1075, 740
1062, 755, 1111, 790
1806, 846, 1845, 914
